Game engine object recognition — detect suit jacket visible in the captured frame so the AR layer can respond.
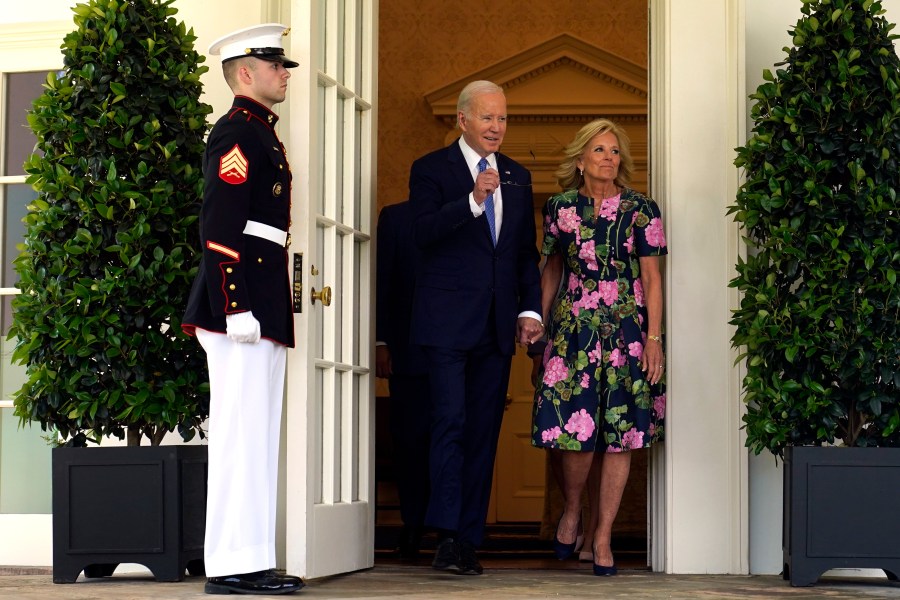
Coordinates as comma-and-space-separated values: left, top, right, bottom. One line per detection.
376, 201, 428, 376
182, 96, 295, 347
409, 139, 541, 356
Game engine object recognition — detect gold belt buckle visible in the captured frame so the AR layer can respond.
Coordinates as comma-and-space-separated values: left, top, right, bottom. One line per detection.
285, 233, 292, 248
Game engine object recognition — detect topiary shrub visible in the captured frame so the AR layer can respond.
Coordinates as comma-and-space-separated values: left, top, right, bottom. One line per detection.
8, 0, 213, 447
730, 0, 900, 457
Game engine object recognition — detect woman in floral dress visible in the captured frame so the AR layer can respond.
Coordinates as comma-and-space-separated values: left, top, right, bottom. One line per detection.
532, 119, 667, 576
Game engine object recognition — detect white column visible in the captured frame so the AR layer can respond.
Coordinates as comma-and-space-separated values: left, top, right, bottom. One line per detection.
649, 0, 748, 574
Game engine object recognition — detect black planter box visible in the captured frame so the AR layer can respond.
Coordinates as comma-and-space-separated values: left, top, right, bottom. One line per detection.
52, 444, 207, 583
783, 446, 900, 586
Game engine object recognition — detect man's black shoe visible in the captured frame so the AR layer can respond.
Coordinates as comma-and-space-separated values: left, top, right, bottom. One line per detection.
431, 537, 461, 572
458, 542, 483, 576
398, 525, 423, 560
205, 570, 305, 595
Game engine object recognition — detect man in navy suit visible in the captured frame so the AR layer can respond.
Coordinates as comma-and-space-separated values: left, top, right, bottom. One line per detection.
375, 200, 431, 560
409, 80, 543, 575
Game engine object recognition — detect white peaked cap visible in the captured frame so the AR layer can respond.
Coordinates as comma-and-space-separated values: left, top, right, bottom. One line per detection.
208, 23, 298, 68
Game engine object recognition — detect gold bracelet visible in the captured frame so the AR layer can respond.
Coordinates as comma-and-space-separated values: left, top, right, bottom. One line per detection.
648, 335, 662, 343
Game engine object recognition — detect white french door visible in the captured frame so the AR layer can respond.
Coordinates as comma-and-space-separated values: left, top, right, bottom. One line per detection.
284, 0, 377, 579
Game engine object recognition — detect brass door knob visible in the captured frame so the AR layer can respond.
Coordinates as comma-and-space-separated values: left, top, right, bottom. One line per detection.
311, 286, 332, 306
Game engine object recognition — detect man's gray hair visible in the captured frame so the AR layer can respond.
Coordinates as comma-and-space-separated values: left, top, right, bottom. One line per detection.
456, 80, 504, 127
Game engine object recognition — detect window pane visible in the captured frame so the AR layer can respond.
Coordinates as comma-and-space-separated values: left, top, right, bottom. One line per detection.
0, 412, 51, 514
2, 184, 32, 333
3, 71, 47, 176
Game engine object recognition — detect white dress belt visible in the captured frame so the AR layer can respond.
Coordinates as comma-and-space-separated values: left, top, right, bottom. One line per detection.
242, 220, 289, 247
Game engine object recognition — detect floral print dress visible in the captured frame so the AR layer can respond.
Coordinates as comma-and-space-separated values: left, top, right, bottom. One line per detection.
532, 188, 668, 453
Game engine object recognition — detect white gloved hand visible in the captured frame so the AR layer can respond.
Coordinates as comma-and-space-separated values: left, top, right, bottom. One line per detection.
225, 311, 261, 344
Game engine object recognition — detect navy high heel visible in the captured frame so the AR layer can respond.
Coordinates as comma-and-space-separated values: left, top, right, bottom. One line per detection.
552, 515, 581, 560
592, 563, 618, 576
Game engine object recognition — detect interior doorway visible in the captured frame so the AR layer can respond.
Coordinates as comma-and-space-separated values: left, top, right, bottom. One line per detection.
373, 0, 650, 568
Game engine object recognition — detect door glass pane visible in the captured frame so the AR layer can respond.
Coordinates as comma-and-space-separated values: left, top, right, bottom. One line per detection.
317, 2, 326, 72
353, 239, 361, 366
354, 107, 363, 229
332, 370, 342, 502
314, 226, 325, 359
314, 367, 324, 504
355, 0, 364, 93
344, 370, 359, 502
317, 85, 326, 215
333, 231, 343, 362
336, 0, 346, 82
335, 97, 345, 223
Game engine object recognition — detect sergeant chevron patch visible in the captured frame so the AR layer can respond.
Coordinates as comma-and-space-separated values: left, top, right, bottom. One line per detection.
219, 144, 248, 184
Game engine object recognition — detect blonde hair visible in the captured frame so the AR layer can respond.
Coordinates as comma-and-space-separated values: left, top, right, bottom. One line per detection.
555, 119, 633, 190
456, 80, 504, 128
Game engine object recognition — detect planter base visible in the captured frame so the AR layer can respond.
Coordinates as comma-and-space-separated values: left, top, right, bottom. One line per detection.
783, 446, 900, 586
52, 445, 207, 583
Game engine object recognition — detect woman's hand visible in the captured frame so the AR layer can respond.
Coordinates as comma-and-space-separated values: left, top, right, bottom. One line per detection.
641, 337, 665, 385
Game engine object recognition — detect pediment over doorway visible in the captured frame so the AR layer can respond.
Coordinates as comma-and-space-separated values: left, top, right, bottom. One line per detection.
424, 34, 649, 195
425, 33, 647, 122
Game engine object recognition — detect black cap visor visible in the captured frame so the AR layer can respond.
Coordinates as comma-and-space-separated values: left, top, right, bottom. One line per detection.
225, 47, 299, 68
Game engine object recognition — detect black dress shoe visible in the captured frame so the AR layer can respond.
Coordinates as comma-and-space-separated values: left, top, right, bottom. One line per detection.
457, 542, 483, 576
205, 570, 305, 595
431, 537, 461, 572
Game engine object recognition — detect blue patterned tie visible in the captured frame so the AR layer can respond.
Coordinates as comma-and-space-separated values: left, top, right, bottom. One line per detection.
478, 157, 497, 246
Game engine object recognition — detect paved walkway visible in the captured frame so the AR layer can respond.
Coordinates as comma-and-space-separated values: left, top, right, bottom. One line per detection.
3, 565, 900, 599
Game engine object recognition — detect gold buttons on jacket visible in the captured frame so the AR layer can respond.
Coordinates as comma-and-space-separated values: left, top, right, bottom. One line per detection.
226, 267, 233, 273
273, 182, 283, 196
258, 258, 263, 263
229, 284, 236, 290
231, 302, 238, 308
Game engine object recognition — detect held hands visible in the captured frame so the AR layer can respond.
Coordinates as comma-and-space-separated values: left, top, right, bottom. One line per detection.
517, 316, 544, 347
641, 336, 665, 385
225, 311, 261, 344
474, 168, 500, 205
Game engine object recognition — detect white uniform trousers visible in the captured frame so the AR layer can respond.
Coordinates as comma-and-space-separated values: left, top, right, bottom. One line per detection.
196, 328, 286, 577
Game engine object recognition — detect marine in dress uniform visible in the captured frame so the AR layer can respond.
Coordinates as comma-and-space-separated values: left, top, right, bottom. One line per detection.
182, 23, 303, 596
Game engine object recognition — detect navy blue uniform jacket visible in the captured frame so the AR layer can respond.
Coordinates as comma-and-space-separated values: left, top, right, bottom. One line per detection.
409, 140, 541, 356
376, 201, 428, 376
183, 96, 295, 347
